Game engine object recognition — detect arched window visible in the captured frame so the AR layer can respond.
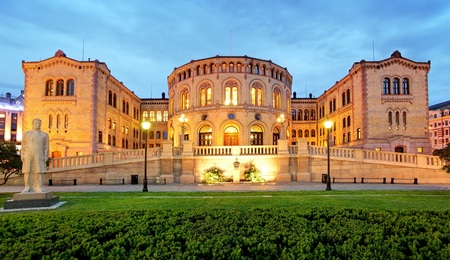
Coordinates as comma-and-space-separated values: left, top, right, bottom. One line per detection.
113, 93, 117, 108
343, 117, 346, 128
64, 114, 69, 129
140, 110, 147, 121
224, 81, 238, 105
311, 129, 316, 137
342, 92, 346, 106
196, 65, 201, 76
200, 83, 211, 107
45, 80, 53, 96
66, 79, 75, 96
298, 129, 303, 138
254, 65, 259, 74
251, 82, 263, 106
395, 111, 400, 125
298, 110, 303, 121
292, 129, 296, 138
304, 129, 309, 138
48, 114, 53, 129
383, 78, 390, 94
237, 62, 242, 72
304, 109, 309, 120
403, 111, 407, 126
273, 87, 281, 110
181, 89, 189, 110
108, 118, 112, 129
291, 109, 296, 121
221, 62, 227, 72
56, 80, 64, 96
347, 116, 351, 126
250, 125, 263, 145
388, 111, 393, 125
149, 131, 154, 139
229, 63, 234, 72
108, 90, 113, 105
393, 78, 400, 94
311, 109, 316, 120
402, 78, 410, 94
346, 89, 351, 104
156, 131, 161, 139
199, 125, 213, 146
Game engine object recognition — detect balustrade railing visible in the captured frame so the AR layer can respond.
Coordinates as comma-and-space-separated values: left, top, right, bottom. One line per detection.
240, 145, 277, 155
49, 153, 104, 169
364, 150, 417, 164
194, 146, 232, 155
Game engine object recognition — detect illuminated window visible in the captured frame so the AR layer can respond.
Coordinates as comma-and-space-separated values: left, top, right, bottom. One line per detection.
163, 111, 168, 121
251, 82, 263, 106
200, 83, 212, 106
142, 111, 148, 120
229, 63, 234, 72
273, 87, 281, 110
156, 111, 162, 122
181, 89, 189, 110
417, 147, 423, 153
149, 111, 155, 122
56, 114, 61, 129
64, 114, 69, 129
48, 114, 53, 129
224, 80, 238, 105
222, 62, 227, 72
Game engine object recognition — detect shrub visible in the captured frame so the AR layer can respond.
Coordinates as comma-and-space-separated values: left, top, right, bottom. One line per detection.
243, 161, 266, 182
202, 166, 229, 183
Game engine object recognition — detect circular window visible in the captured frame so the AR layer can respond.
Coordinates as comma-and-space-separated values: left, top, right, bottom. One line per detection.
228, 113, 235, 119
255, 113, 261, 120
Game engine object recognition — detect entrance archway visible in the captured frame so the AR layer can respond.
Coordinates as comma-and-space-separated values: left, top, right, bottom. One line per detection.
224, 126, 239, 146
250, 125, 263, 145
199, 125, 212, 146
273, 127, 280, 145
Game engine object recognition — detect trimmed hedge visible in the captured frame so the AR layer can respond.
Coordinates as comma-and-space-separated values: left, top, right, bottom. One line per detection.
1, 208, 449, 259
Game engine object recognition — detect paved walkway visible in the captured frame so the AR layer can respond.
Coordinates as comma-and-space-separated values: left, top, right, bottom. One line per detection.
1, 182, 449, 193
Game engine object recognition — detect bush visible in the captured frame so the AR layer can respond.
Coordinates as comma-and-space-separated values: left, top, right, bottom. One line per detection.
202, 166, 230, 183
243, 161, 266, 182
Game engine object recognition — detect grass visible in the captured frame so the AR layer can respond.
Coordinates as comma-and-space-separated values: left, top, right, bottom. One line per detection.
2, 190, 449, 212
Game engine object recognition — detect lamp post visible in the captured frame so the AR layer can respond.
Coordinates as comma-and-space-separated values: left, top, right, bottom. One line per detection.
179, 113, 188, 144
324, 119, 333, 191
277, 113, 286, 140
141, 120, 151, 192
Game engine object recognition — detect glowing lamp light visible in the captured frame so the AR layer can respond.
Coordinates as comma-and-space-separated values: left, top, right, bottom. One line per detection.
324, 120, 333, 129
141, 121, 151, 130
277, 113, 285, 123
179, 113, 188, 123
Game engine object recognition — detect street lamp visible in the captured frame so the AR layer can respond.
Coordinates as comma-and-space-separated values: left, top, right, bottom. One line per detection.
277, 113, 286, 140
179, 113, 188, 144
324, 119, 333, 191
141, 120, 151, 192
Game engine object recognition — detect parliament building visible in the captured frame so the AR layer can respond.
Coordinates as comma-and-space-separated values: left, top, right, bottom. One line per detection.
21, 50, 432, 157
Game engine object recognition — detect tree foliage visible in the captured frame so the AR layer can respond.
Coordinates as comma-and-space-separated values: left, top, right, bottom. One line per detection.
0, 142, 22, 185
433, 143, 450, 173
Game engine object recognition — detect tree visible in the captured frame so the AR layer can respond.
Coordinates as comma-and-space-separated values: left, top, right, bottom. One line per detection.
0, 142, 22, 185
433, 143, 450, 173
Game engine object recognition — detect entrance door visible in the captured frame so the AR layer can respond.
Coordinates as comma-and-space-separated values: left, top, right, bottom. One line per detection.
224, 126, 239, 146
395, 146, 405, 153
224, 133, 239, 146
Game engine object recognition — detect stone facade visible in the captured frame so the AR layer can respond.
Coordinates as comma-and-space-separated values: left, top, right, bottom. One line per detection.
22, 50, 142, 157
22, 50, 432, 156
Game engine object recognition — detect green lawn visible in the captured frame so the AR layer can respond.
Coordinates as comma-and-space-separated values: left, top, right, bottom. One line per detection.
1, 190, 449, 212
1, 190, 450, 259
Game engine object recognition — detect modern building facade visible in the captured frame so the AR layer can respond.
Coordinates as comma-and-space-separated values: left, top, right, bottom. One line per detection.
22, 50, 432, 157
428, 100, 450, 151
0, 91, 24, 143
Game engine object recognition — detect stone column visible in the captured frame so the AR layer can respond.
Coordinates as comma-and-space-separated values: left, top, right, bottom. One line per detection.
296, 139, 311, 181
160, 140, 174, 183
277, 139, 291, 182
180, 140, 195, 183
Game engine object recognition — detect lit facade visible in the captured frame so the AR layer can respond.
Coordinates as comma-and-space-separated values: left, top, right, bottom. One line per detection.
428, 100, 450, 151
0, 92, 24, 143
22, 50, 142, 157
22, 50, 433, 156
167, 56, 292, 147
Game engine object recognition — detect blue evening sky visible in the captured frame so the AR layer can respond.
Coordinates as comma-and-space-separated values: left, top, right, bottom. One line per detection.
0, 0, 449, 105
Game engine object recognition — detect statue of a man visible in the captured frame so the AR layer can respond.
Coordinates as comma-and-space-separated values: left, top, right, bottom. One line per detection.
21, 118, 49, 193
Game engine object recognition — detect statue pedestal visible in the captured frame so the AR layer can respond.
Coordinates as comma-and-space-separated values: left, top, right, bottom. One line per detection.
3, 192, 60, 210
